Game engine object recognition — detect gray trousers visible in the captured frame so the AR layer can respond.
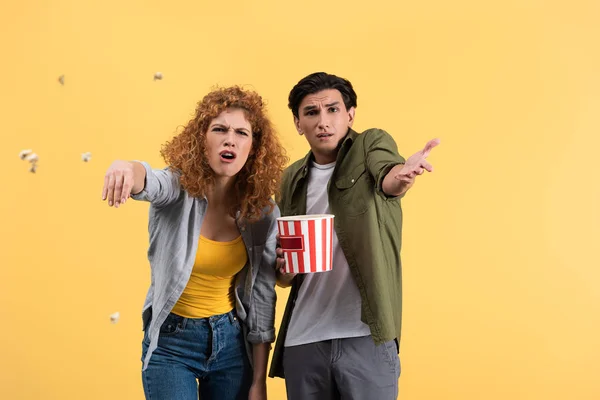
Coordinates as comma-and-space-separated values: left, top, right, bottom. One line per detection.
283, 336, 400, 400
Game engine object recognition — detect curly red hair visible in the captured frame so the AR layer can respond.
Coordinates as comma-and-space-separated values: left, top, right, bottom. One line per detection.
160, 86, 288, 221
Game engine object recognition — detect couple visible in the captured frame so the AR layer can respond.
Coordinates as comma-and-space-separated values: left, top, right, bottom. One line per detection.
101, 72, 439, 400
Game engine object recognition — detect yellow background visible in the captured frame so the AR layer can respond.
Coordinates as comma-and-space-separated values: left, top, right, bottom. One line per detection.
1, 0, 598, 399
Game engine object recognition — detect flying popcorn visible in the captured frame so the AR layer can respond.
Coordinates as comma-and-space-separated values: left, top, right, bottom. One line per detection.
20, 150, 38, 172
25, 153, 39, 163
153, 72, 163, 81
58, 75, 65, 85
110, 312, 120, 324
81, 152, 92, 162
19, 149, 33, 160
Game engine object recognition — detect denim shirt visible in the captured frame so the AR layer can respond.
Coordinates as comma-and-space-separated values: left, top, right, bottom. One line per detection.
131, 162, 278, 371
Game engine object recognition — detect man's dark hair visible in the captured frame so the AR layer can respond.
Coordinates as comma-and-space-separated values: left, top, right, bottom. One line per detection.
288, 72, 357, 118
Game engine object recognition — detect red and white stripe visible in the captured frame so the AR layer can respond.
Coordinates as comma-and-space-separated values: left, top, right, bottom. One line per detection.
278, 216, 333, 274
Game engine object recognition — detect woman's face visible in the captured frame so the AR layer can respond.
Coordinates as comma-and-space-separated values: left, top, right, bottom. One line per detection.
205, 108, 254, 181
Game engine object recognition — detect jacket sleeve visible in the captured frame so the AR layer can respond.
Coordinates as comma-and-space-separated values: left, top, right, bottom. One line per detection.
246, 204, 279, 344
130, 161, 183, 208
364, 129, 406, 199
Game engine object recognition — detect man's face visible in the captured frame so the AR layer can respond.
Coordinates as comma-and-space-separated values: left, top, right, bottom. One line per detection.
294, 89, 355, 164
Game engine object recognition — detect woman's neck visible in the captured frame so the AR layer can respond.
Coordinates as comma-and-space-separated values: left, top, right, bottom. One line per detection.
206, 176, 236, 210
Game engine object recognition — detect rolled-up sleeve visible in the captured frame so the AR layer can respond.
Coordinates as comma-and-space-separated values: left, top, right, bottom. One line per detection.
130, 161, 182, 207
364, 129, 406, 200
246, 205, 279, 344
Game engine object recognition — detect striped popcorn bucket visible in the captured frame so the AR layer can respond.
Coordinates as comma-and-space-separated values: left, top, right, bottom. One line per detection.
277, 214, 335, 274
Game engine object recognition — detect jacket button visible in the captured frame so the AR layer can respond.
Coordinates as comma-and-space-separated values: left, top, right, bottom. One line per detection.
351, 179, 355, 183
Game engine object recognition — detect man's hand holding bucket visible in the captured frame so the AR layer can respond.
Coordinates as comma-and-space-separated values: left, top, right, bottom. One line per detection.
275, 234, 297, 288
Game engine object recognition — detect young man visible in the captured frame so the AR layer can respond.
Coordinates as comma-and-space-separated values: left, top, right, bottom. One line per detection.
269, 72, 439, 400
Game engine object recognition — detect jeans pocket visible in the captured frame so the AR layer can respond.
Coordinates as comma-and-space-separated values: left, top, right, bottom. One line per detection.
377, 340, 400, 376
159, 313, 186, 337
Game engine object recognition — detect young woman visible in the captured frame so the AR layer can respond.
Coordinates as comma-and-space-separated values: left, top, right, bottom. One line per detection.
101, 86, 287, 400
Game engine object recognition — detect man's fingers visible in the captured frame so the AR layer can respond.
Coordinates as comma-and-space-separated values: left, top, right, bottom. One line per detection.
422, 160, 433, 173
422, 138, 440, 158
277, 263, 286, 272
276, 243, 287, 276
278, 267, 296, 279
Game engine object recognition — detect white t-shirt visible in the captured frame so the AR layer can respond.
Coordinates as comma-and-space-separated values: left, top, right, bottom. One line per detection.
285, 161, 371, 347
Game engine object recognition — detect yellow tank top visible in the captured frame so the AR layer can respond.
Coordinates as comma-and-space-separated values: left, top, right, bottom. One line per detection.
171, 235, 248, 318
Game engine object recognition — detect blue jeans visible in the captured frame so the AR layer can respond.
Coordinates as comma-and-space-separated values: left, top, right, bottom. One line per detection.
141, 310, 252, 400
